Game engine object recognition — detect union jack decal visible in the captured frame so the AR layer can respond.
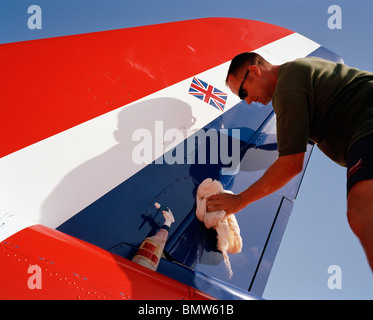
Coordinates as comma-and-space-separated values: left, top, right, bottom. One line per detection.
188, 77, 227, 111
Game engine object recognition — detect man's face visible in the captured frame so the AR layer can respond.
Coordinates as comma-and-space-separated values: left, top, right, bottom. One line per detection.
227, 66, 272, 105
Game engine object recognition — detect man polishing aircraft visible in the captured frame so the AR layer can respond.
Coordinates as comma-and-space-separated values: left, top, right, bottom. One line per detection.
207, 52, 373, 272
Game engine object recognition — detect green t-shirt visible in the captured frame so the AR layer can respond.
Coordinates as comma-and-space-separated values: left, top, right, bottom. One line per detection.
272, 57, 373, 167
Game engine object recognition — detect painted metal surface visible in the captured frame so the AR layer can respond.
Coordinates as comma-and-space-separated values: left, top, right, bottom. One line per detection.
55, 99, 312, 297
0, 225, 215, 300
0, 18, 304, 239
0, 18, 292, 158
0, 16, 343, 299
57, 45, 342, 297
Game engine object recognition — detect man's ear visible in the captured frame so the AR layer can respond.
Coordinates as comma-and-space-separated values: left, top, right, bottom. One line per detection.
249, 65, 261, 77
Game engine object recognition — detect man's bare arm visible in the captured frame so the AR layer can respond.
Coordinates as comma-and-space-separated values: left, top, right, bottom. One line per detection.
206, 152, 305, 215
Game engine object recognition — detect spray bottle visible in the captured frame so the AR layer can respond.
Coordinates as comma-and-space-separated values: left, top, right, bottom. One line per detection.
132, 203, 175, 271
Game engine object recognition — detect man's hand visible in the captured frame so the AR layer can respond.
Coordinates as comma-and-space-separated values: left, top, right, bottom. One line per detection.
206, 193, 243, 216
205, 152, 305, 217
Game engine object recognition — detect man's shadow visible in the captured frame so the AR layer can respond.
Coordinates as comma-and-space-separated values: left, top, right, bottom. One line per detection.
41, 97, 196, 228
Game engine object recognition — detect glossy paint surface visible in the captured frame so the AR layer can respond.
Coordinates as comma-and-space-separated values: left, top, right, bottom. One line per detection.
0, 225, 216, 300
0, 18, 291, 158
0, 17, 341, 299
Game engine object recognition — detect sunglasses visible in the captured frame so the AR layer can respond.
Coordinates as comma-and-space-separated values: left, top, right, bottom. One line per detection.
238, 69, 250, 100
238, 60, 255, 100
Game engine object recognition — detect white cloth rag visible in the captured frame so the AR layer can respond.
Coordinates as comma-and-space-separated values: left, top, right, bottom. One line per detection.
196, 178, 242, 278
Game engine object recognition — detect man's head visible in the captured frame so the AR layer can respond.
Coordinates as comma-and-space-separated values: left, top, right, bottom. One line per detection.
225, 52, 279, 105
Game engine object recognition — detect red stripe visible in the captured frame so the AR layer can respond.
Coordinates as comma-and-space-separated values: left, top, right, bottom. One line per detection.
0, 18, 293, 158
0, 225, 208, 299
347, 159, 363, 178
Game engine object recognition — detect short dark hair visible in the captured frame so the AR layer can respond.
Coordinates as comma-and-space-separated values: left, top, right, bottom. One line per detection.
225, 52, 263, 84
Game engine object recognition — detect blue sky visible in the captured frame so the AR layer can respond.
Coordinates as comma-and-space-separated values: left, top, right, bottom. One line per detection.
2, 0, 373, 299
